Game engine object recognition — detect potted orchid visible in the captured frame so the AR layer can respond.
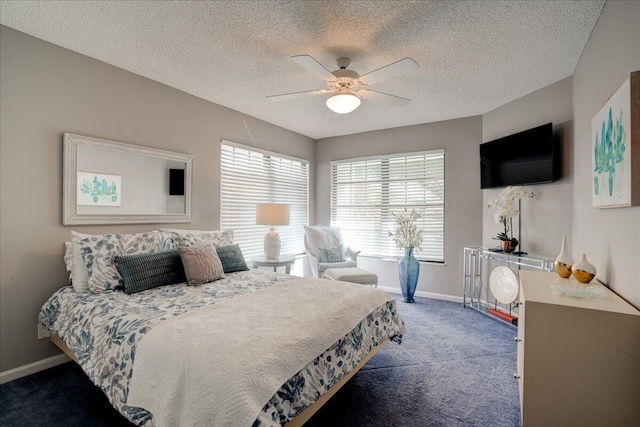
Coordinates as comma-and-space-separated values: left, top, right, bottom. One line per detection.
488, 186, 534, 253
389, 209, 423, 303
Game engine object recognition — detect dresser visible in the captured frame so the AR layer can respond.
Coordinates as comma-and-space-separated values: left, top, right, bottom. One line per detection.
517, 271, 640, 426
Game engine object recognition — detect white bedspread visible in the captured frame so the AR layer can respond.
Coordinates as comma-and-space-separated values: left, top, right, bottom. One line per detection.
127, 277, 394, 427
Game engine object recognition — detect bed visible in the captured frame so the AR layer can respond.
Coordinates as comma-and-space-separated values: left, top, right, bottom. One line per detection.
40, 268, 405, 426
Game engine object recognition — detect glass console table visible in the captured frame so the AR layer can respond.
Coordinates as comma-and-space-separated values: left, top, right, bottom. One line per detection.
462, 247, 554, 327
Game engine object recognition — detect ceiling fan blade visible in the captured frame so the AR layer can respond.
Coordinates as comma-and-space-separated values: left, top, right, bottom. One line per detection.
290, 55, 336, 82
358, 58, 419, 86
266, 89, 332, 101
358, 89, 411, 108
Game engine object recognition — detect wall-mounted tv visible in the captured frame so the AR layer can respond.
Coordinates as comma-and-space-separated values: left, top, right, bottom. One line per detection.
480, 123, 555, 189
169, 168, 185, 196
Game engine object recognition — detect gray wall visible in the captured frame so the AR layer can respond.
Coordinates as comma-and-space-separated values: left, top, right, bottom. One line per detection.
572, 0, 640, 308
481, 77, 574, 257
0, 26, 315, 372
315, 116, 483, 298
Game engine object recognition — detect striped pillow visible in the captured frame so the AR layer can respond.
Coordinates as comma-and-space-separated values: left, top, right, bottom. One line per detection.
178, 244, 225, 285
116, 250, 186, 295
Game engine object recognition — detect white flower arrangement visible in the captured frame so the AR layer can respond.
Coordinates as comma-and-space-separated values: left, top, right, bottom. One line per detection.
389, 208, 423, 249
488, 186, 534, 242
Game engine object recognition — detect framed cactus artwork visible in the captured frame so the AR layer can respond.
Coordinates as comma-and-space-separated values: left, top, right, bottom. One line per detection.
591, 71, 640, 208
77, 172, 121, 206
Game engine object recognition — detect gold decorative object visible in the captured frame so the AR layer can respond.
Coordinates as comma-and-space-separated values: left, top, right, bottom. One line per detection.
572, 254, 596, 283
554, 235, 574, 278
501, 240, 514, 253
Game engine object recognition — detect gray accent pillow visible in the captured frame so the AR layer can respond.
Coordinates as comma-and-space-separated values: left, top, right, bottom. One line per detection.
215, 244, 249, 273
178, 244, 225, 285
116, 250, 186, 295
318, 245, 346, 263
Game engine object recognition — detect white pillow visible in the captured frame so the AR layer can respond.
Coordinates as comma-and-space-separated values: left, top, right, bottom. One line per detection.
70, 232, 92, 293
64, 242, 73, 272
304, 226, 344, 257
63, 241, 73, 284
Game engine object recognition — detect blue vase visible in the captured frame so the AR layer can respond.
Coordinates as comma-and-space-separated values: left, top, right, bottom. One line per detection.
399, 247, 420, 303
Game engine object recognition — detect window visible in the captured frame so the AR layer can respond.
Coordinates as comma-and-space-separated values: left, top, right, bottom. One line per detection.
220, 141, 309, 259
330, 150, 444, 262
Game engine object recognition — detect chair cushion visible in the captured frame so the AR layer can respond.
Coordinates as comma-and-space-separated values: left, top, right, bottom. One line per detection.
324, 267, 378, 285
318, 260, 357, 271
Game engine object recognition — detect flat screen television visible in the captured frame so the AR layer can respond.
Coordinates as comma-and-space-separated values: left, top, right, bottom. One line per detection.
480, 123, 555, 189
169, 169, 185, 196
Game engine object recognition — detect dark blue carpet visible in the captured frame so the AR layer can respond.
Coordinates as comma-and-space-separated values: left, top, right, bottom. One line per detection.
0, 295, 521, 426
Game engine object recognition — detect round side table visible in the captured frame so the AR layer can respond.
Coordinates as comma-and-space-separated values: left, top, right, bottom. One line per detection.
251, 255, 295, 274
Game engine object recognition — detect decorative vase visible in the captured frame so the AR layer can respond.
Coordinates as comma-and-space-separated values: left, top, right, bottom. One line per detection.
399, 247, 420, 303
501, 240, 514, 253
554, 235, 574, 278
572, 254, 596, 283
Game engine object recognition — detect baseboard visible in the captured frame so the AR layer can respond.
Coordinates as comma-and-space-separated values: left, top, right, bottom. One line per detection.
0, 353, 71, 385
378, 286, 464, 303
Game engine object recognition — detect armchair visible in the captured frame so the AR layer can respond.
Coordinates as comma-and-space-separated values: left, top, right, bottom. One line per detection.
304, 226, 360, 278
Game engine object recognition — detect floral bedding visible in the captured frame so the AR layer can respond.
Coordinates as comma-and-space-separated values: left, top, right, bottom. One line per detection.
39, 269, 405, 426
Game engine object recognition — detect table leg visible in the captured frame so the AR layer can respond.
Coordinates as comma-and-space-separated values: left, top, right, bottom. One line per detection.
285, 265, 291, 274
273, 266, 277, 273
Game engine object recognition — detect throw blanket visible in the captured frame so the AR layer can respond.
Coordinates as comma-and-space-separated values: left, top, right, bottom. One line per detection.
127, 277, 394, 427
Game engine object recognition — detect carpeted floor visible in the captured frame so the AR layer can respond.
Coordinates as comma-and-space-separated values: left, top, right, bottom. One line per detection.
0, 295, 521, 427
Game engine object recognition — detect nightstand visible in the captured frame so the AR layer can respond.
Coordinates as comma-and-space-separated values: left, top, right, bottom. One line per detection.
250, 255, 295, 274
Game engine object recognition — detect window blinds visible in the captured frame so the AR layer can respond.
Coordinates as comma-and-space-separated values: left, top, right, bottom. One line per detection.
330, 150, 445, 262
220, 141, 309, 260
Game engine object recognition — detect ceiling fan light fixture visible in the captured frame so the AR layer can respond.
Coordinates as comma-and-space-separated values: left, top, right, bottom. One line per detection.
326, 92, 361, 114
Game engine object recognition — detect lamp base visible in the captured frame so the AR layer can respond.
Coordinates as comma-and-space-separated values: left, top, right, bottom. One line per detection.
264, 227, 281, 259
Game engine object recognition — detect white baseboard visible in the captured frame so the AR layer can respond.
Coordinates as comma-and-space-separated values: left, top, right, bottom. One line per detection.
378, 286, 464, 303
0, 353, 71, 385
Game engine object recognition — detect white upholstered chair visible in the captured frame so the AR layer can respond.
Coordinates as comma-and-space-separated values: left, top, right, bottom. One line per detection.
304, 226, 360, 278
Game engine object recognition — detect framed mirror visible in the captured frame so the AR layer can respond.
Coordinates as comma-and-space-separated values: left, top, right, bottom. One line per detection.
63, 133, 193, 225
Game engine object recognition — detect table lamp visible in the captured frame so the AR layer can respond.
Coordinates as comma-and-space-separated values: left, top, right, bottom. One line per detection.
256, 203, 290, 259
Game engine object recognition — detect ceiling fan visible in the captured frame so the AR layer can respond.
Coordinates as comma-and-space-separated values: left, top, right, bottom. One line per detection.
267, 55, 419, 114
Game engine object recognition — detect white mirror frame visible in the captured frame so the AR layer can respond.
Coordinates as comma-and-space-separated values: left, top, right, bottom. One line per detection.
63, 133, 193, 225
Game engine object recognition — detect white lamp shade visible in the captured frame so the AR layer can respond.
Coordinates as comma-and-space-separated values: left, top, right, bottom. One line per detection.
326, 93, 361, 114
256, 203, 290, 226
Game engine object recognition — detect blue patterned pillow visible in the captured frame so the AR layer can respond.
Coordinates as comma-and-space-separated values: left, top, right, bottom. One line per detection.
318, 245, 346, 263
116, 250, 186, 295
215, 244, 249, 273
78, 231, 173, 292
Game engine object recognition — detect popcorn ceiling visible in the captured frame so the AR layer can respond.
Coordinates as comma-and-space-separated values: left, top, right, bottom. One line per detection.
0, 1, 604, 139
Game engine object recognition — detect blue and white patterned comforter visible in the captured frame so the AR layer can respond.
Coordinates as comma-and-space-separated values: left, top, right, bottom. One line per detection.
39, 269, 405, 426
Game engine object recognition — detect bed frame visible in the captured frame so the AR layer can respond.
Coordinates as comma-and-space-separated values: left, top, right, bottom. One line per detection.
50, 333, 388, 426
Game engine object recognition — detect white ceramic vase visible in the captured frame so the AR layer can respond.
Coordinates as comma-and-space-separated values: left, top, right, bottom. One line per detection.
554, 236, 573, 278
572, 254, 596, 283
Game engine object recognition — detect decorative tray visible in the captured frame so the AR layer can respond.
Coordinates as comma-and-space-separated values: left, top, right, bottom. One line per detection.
550, 282, 603, 298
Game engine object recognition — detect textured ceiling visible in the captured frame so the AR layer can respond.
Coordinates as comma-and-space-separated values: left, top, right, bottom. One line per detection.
0, 1, 604, 139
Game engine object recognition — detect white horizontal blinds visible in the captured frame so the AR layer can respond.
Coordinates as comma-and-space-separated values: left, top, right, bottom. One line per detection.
331, 150, 445, 262
220, 142, 309, 260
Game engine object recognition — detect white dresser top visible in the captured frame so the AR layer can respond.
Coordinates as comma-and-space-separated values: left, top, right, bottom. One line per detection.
520, 270, 640, 316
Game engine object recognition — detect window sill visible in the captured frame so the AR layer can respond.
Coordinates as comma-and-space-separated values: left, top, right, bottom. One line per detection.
358, 254, 446, 267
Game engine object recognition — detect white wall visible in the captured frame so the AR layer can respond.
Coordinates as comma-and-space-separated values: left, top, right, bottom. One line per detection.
572, 0, 640, 308
316, 116, 483, 298
481, 77, 574, 257
0, 26, 315, 372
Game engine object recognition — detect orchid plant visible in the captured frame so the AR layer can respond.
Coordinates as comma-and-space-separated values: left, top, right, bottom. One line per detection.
389, 208, 423, 250
488, 186, 534, 246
